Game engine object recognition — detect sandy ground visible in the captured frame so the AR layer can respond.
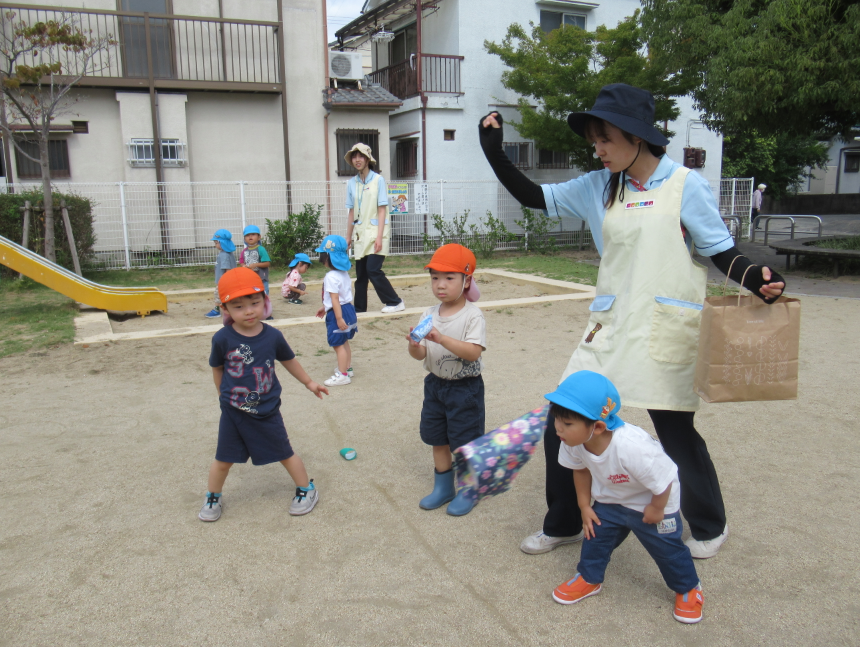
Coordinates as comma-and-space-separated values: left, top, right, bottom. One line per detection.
2, 295, 859, 646
109, 276, 549, 333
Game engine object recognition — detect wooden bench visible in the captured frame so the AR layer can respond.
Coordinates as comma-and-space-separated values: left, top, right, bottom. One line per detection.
769, 236, 859, 278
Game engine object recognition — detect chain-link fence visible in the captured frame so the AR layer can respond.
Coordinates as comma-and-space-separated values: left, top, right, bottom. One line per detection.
7, 180, 593, 270
719, 177, 754, 240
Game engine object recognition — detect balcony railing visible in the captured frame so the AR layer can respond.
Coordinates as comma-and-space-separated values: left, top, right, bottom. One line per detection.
0, 4, 281, 89
368, 54, 463, 100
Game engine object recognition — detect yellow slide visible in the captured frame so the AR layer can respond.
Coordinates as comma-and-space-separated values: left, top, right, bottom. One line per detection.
0, 234, 167, 315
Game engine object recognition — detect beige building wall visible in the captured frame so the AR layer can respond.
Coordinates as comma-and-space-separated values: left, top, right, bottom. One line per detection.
4, 0, 328, 184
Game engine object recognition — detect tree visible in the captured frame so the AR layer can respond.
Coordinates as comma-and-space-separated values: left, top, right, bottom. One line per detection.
484, 12, 692, 172
721, 131, 830, 199
0, 11, 115, 262
641, 0, 860, 141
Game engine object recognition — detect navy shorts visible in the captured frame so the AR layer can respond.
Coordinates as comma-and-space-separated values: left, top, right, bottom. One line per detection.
420, 373, 485, 451
215, 405, 294, 466
325, 303, 358, 347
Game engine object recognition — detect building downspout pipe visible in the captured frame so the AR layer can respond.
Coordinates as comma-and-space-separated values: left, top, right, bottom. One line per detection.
417, 0, 427, 183
322, 0, 333, 234
276, 0, 293, 212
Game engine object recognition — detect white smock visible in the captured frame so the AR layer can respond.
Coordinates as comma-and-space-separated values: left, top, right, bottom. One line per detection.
350, 171, 390, 260
562, 167, 706, 411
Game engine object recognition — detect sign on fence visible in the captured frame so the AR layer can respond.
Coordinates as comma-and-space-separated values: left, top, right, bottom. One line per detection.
414, 182, 429, 215
388, 183, 409, 214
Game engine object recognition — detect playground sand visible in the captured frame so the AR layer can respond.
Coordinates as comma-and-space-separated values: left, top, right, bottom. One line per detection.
107, 275, 552, 333
1, 296, 859, 646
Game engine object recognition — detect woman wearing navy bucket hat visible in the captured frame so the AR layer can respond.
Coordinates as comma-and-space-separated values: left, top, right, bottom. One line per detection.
480, 84, 787, 559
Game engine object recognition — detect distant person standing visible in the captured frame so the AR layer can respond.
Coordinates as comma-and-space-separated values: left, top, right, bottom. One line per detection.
752, 183, 766, 229
344, 143, 405, 314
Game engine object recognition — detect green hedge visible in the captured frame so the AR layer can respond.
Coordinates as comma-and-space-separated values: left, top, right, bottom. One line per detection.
0, 189, 96, 276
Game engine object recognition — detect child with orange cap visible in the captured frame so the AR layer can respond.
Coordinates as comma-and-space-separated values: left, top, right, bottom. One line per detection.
406, 244, 486, 516
199, 267, 329, 522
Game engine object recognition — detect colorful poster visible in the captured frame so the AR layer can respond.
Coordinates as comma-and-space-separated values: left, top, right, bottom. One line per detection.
414, 182, 429, 214
388, 183, 408, 214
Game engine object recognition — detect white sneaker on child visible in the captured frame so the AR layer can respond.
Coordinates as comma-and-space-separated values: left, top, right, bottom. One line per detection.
334, 365, 354, 378
324, 372, 351, 386
289, 482, 318, 516
198, 494, 222, 522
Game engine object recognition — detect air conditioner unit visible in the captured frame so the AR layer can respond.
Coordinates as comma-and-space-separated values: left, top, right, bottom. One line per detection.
329, 51, 364, 80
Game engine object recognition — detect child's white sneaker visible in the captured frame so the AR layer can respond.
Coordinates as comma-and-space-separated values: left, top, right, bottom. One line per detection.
198, 493, 222, 522
289, 481, 318, 516
324, 372, 351, 386
334, 365, 354, 378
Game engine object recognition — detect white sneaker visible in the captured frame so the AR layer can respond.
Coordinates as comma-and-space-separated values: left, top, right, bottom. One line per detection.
381, 300, 405, 313
520, 530, 585, 555
198, 493, 222, 522
324, 372, 351, 386
685, 524, 729, 559
289, 482, 318, 516
334, 365, 354, 378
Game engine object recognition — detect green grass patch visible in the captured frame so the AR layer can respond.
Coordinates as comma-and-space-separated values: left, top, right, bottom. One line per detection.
810, 236, 860, 251
0, 277, 77, 358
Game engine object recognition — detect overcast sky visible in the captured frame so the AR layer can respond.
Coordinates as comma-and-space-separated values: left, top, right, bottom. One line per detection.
327, 0, 366, 42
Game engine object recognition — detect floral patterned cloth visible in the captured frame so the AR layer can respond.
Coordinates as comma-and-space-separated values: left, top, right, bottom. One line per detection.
453, 405, 548, 506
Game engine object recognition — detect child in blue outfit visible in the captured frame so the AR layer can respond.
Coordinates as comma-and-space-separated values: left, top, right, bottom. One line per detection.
314, 235, 357, 387
199, 267, 329, 522
406, 244, 486, 517
205, 229, 237, 318
241, 225, 273, 320
545, 370, 704, 624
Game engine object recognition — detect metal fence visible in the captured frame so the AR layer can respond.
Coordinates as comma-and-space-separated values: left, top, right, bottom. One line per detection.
6, 180, 593, 271
719, 177, 754, 239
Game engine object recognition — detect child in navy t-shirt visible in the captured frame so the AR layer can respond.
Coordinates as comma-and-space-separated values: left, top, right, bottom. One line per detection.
199, 267, 329, 522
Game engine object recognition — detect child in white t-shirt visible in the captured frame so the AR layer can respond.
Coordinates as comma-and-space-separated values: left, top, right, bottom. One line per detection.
314, 235, 357, 386
545, 370, 704, 624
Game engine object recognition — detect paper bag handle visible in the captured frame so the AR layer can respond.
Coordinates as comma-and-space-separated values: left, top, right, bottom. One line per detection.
737, 264, 758, 306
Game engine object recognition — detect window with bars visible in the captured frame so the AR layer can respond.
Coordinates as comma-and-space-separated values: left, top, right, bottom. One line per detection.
336, 129, 380, 176
14, 139, 71, 179
540, 10, 586, 33
536, 148, 572, 169
127, 138, 187, 167
503, 141, 533, 170
395, 139, 418, 178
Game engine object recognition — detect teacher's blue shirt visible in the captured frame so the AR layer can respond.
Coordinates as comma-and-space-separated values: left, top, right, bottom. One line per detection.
541, 155, 733, 257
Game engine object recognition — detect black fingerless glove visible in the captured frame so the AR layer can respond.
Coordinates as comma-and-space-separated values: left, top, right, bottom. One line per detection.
710, 247, 787, 304
478, 112, 546, 210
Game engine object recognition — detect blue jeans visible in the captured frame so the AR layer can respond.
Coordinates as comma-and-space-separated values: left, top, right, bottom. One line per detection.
577, 502, 699, 594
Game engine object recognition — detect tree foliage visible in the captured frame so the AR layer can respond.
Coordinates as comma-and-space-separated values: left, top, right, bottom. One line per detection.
641, 0, 860, 140
485, 13, 691, 171
721, 131, 830, 199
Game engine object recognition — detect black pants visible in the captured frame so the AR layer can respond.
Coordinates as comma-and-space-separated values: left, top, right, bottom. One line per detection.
354, 254, 401, 312
542, 409, 726, 541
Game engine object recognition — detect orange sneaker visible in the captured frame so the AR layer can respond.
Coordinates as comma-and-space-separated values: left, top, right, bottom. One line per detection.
552, 573, 602, 605
673, 585, 704, 624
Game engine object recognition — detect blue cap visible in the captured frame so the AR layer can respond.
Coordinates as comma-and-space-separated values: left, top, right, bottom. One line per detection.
289, 253, 312, 268
211, 229, 235, 253
243, 225, 261, 236
314, 235, 351, 271
545, 370, 624, 430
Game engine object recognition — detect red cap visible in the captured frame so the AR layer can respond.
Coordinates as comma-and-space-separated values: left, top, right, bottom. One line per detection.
425, 244, 476, 276
218, 267, 265, 304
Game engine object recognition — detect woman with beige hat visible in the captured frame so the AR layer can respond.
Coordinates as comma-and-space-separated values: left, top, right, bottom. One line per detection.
344, 143, 405, 313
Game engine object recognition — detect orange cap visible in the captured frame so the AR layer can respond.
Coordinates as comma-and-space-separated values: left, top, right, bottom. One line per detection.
218, 267, 265, 304
425, 243, 476, 276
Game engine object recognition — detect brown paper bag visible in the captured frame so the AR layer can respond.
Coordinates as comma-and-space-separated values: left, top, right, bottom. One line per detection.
693, 269, 801, 402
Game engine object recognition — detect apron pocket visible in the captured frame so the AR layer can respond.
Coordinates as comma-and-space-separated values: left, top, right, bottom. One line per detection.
649, 297, 702, 364
578, 295, 615, 351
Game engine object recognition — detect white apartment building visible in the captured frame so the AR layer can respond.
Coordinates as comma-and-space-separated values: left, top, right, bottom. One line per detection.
333, 0, 724, 195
